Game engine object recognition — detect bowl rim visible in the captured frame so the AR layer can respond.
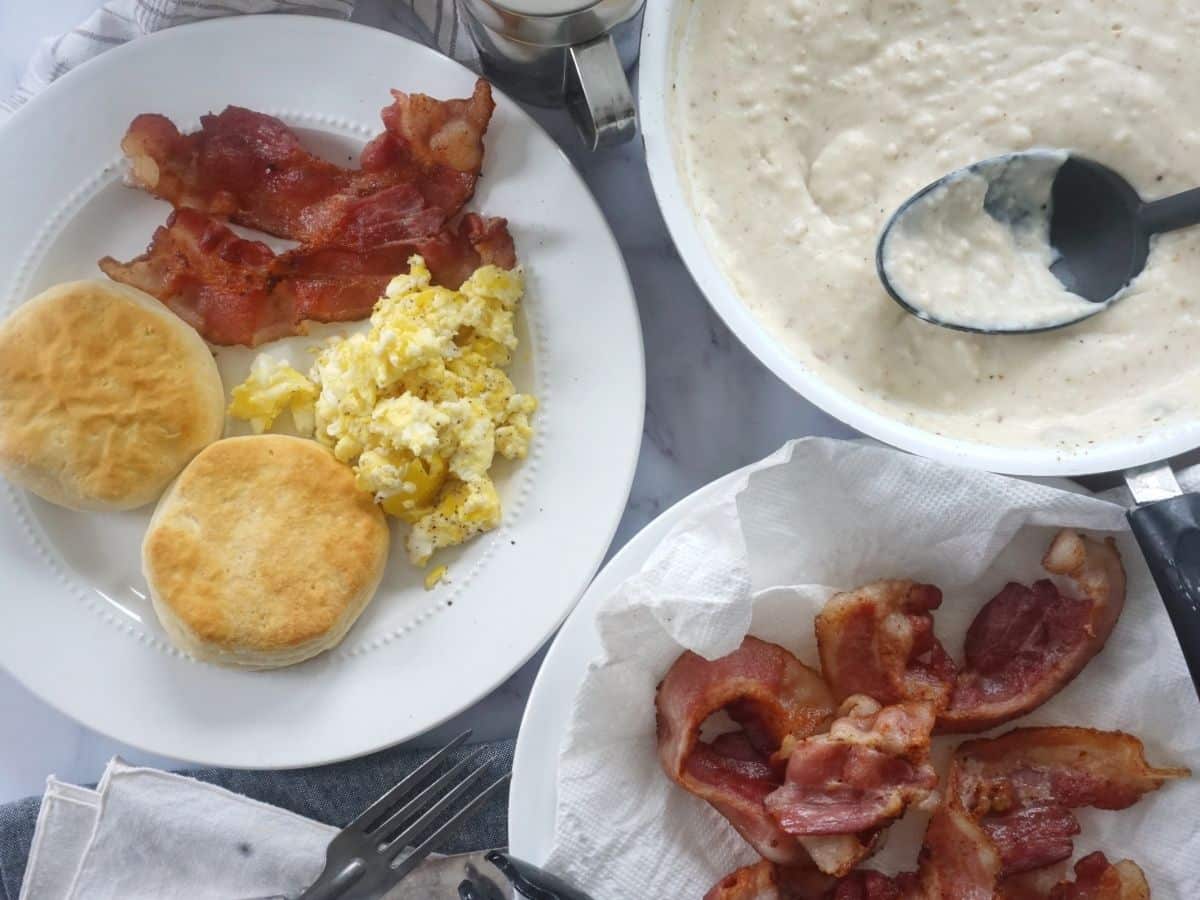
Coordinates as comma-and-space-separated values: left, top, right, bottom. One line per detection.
638, 0, 1200, 477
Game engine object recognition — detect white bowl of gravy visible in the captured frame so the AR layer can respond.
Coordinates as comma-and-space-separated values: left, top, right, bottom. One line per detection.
640, 0, 1200, 476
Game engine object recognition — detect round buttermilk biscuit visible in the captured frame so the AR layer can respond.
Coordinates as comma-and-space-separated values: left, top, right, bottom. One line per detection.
0, 280, 225, 511
143, 435, 390, 668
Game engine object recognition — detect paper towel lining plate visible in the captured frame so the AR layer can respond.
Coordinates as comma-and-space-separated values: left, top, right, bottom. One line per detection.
508, 463, 744, 861
0, 16, 644, 769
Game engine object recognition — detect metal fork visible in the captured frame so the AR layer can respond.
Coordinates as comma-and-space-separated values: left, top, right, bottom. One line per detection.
298, 730, 510, 900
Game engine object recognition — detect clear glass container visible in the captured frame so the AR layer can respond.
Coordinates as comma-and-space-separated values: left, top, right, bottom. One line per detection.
460, 0, 645, 149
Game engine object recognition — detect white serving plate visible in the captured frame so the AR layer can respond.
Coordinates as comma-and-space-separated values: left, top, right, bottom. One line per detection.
638, 0, 1200, 477
505, 448, 1191, 874
0, 15, 644, 768
508, 461, 743, 861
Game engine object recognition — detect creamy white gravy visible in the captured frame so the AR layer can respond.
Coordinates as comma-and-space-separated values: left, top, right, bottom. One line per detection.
674, 1, 1200, 450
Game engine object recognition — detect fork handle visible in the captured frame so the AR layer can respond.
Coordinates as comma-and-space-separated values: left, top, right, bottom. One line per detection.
297, 859, 367, 900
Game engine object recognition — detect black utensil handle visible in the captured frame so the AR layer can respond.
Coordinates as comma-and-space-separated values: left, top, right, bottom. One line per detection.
484, 851, 596, 900
1140, 186, 1200, 235
458, 877, 506, 900
1127, 493, 1200, 697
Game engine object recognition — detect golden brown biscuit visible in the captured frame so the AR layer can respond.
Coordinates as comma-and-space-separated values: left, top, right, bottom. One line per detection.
143, 435, 390, 668
0, 280, 224, 510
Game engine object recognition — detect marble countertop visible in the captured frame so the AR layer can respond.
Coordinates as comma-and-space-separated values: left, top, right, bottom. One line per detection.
0, 2, 852, 803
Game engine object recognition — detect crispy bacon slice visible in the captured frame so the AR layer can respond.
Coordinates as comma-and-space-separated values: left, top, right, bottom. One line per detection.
948, 727, 1188, 878
703, 860, 835, 900
816, 531, 1126, 734
816, 581, 955, 710
705, 807, 995, 900
656, 637, 835, 866
704, 860, 784, 900
366, 84, 493, 212
910, 806, 1002, 900
973, 804, 1080, 876
824, 871, 916, 900
713, 807, 1019, 900
99, 208, 290, 346
939, 532, 1126, 733
706, 724, 1181, 900
999, 853, 1151, 900
272, 210, 515, 290
766, 697, 938, 877
703, 824, 1151, 900
121, 80, 495, 246
949, 727, 1187, 820
706, 836, 1151, 900
98, 208, 514, 346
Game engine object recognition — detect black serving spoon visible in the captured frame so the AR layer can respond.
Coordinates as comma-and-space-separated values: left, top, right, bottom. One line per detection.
458, 851, 595, 900
877, 150, 1200, 333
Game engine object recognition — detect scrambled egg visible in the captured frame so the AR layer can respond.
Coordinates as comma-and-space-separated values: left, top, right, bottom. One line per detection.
228, 256, 536, 569
227, 354, 316, 435
424, 565, 448, 590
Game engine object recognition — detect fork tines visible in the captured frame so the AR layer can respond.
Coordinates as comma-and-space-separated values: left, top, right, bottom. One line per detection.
347, 730, 511, 881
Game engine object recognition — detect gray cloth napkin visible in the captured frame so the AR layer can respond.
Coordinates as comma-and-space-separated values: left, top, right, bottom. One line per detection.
0, 738, 514, 900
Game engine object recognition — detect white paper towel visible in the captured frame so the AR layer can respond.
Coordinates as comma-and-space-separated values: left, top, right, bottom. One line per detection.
545, 438, 1200, 899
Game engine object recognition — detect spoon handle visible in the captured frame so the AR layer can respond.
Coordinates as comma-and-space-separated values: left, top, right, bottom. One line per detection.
1127, 494, 1200, 698
1138, 186, 1200, 235
480, 852, 596, 899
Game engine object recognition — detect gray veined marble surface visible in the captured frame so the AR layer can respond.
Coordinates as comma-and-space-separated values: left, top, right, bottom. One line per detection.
0, 1, 853, 802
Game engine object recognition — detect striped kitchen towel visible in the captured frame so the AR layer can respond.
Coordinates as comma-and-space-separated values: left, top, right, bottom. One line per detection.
0, 0, 479, 119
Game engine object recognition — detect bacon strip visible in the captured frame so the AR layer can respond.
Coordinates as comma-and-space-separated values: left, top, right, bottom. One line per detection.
656, 638, 835, 866
825, 871, 917, 900
925, 806, 1002, 900
121, 80, 494, 245
704, 807, 994, 900
816, 531, 1126, 734
947, 727, 1187, 877
703, 860, 836, 900
99, 208, 514, 346
766, 697, 938, 877
704, 860, 784, 900
999, 853, 1151, 900
940, 532, 1126, 733
99, 208, 288, 346
815, 581, 955, 710
705, 725, 1182, 900
974, 805, 1080, 876
706, 851, 1151, 900
705, 815, 1142, 900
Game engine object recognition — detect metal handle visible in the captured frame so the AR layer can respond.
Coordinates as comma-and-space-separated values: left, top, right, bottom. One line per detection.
566, 34, 637, 150
1127, 493, 1200, 698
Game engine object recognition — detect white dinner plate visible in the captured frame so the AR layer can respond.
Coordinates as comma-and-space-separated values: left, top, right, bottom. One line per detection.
508, 463, 745, 861
0, 15, 644, 768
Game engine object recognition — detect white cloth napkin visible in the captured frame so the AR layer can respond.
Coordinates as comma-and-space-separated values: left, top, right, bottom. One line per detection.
0, 0, 479, 120
21, 759, 336, 900
544, 437, 1200, 899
